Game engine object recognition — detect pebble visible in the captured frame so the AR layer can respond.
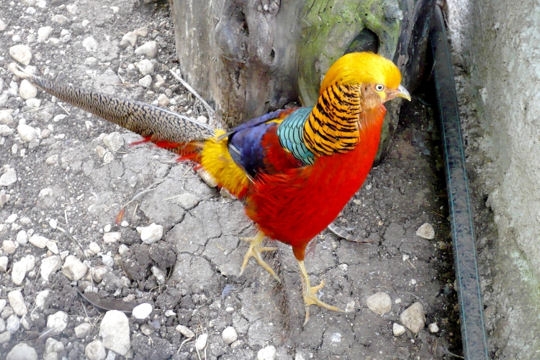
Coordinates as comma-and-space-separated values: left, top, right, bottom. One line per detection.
176, 324, 195, 338
138, 74, 152, 88
85, 340, 106, 360
416, 223, 435, 240
47, 311, 68, 333
257, 345, 277, 360
132, 303, 153, 320
44, 338, 64, 359
0, 299, 6, 314
62, 255, 88, 280
400, 302, 426, 334
16, 230, 28, 245
75, 322, 92, 338
29, 234, 48, 248
136, 59, 154, 76
195, 333, 208, 351
40, 255, 61, 281
46, 240, 59, 254
366, 292, 392, 315
157, 93, 170, 107
17, 123, 38, 142
151, 266, 166, 284
87, 242, 101, 255
0, 109, 14, 124
6, 343, 38, 360
91, 265, 108, 283
428, 322, 440, 333
102, 132, 124, 152
0, 124, 14, 136
0, 256, 8, 272
134, 40, 157, 58
9, 44, 32, 65
0, 19, 6, 31
221, 326, 238, 345
6, 315, 20, 333
18, 79, 37, 99
0, 166, 17, 186
82, 36, 98, 52
37, 26, 53, 42
12, 255, 35, 285
8, 290, 27, 316
120, 31, 138, 47
3, 240, 17, 254
137, 223, 163, 244
35, 289, 50, 309
0, 331, 10, 344
99, 310, 130, 356
103, 231, 121, 243
392, 322, 406, 336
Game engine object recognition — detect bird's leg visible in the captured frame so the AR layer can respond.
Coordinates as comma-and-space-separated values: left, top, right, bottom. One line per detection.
297, 260, 343, 325
239, 231, 280, 282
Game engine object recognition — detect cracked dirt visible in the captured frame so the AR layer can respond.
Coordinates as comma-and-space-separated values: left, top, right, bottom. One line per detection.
0, 0, 460, 358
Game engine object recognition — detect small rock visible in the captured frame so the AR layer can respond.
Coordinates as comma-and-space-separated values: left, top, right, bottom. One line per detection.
366, 292, 392, 315
82, 36, 98, 52
392, 322, 406, 336
35, 290, 50, 309
138, 74, 152, 88
176, 324, 195, 338
12, 255, 35, 285
47, 311, 68, 333
0, 256, 8, 272
40, 255, 61, 281
0, 19, 6, 32
132, 303, 153, 320
0, 299, 6, 313
85, 340, 106, 360
257, 345, 277, 360
0, 167, 17, 186
221, 326, 238, 345
6, 343, 38, 360
87, 242, 101, 255
9, 44, 32, 65
151, 266, 166, 284
195, 333, 208, 351
99, 310, 130, 356
135, 59, 154, 76
3, 240, 17, 254
46, 240, 59, 254
16, 230, 28, 245
6, 315, 20, 333
137, 223, 163, 244
62, 255, 88, 280
17, 123, 38, 142
90, 265, 108, 283
157, 93, 169, 107
103, 232, 121, 244
19, 80, 37, 100
8, 290, 27, 316
45, 338, 64, 359
0, 331, 11, 344
0, 124, 14, 136
29, 234, 48, 248
37, 26, 53, 42
120, 31, 137, 47
416, 223, 435, 240
0, 109, 14, 124
400, 302, 426, 334
428, 322, 440, 333
102, 132, 124, 152
75, 322, 92, 338
135, 40, 157, 58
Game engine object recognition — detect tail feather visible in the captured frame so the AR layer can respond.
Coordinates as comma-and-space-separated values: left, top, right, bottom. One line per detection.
13, 66, 214, 150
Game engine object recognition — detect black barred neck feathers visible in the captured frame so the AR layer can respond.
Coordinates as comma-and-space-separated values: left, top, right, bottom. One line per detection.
303, 82, 382, 157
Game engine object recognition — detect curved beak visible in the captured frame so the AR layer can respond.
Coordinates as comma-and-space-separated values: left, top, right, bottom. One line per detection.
396, 85, 411, 101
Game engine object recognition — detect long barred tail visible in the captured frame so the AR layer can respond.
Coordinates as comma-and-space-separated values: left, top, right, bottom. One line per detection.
13, 66, 215, 155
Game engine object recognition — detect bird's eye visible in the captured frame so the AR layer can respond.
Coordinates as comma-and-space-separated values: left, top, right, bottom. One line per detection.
375, 84, 385, 92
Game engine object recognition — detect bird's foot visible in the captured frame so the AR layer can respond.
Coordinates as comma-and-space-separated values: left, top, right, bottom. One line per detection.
239, 231, 280, 282
298, 260, 343, 325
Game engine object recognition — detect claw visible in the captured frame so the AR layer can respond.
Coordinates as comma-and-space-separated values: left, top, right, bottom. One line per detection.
298, 260, 343, 325
239, 231, 280, 282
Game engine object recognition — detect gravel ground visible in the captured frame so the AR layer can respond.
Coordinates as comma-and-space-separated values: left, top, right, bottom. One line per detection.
0, 1, 460, 359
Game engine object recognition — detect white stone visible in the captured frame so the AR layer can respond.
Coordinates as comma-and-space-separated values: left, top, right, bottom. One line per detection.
17, 123, 38, 142
8, 290, 27, 316
37, 26, 53, 42
137, 223, 163, 244
157, 93, 169, 107
0, 19, 6, 32
428, 322, 440, 333
366, 292, 392, 315
9, 44, 32, 65
19, 79, 37, 100
3, 240, 17, 254
400, 302, 426, 334
257, 345, 277, 360
0, 331, 10, 344
6, 315, 20, 333
41, 255, 61, 281
29, 234, 48, 248
16, 230, 27, 245
392, 322, 407, 336
221, 326, 238, 345
135, 59, 154, 76
102, 132, 124, 152
75, 322, 92, 338
0, 124, 14, 136
138, 74, 152, 88
416, 223, 435, 240
0, 299, 6, 313
134, 40, 157, 58
82, 36, 98, 52
46, 241, 59, 254
0, 256, 8, 272
0, 167, 17, 186
120, 31, 137, 47
61, 255, 88, 281
99, 310, 130, 356
151, 266, 166, 284
47, 311, 68, 333
45, 338, 64, 358
176, 324, 195, 338
132, 303, 153, 320
35, 290, 50, 309
12, 255, 35, 285
91, 265, 108, 283
195, 333, 208, 351
6, 343, 37, 360
0, 109, 14, 124
103, 232, 121, 243
85, 340, 106, 360
87, 242, 101, 255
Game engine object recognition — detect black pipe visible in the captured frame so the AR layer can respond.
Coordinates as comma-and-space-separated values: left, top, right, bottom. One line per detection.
429, 6, 489, 359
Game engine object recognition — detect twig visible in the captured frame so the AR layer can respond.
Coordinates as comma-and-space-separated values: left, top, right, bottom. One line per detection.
169, 69, 215, 118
